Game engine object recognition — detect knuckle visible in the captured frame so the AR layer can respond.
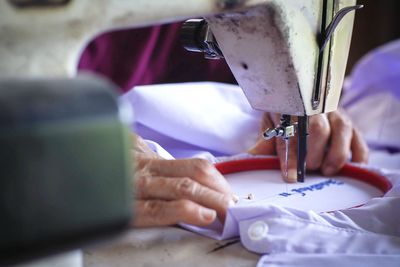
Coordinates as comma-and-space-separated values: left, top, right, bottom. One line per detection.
310, 117, 330, 136
192, 158, 213, 177
143, 201, 165, 218
328, 152, 348, 167
342, 116, 352, 129
176, 199, 196, 215
331, 112, 352, 130
135, 175, 151, 197
220, 194, 232, 207
175, 177, 197, 198
337, 117, 352, 130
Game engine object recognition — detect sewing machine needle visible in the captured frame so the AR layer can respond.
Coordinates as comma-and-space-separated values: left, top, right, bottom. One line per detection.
285, 138, 289, 192
284, 138, 289, 180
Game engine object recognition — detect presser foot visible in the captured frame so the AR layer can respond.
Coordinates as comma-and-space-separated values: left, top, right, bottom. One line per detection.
262, 115, 308, 183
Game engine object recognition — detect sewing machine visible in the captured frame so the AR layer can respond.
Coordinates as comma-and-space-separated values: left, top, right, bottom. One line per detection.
0, 0, 360, 178
0, 0, 360, 265
180, 1, 362, 182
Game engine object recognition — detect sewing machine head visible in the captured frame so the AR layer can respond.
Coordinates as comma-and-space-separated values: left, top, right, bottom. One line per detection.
182, 0, 361, 116
181, 0, 362, 181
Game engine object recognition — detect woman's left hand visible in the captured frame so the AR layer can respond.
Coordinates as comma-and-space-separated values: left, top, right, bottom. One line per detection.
248, 110, 369, 182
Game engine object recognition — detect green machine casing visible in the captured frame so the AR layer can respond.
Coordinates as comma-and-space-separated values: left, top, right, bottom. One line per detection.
0, 76, 133, 265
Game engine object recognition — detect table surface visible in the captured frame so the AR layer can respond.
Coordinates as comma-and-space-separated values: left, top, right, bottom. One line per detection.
83, 227, 259, 267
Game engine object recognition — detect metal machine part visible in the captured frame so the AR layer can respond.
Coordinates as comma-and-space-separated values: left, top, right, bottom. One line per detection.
181, 19, 224, 59
204, 0, 360, 116
319, 5, 364, 53
181, 0, 361, 182
312, 3, 364, 110
182, 1, 361, 115
0, 75, 133, 265
296, 116, 309, 182
0, 0, 260, 77
262, 115, 308, 182
263, 115, 295, 141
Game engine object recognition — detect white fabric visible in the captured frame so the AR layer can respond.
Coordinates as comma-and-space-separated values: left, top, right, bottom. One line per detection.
122, 39, 400, 266
236, 180, 400, 254
226, 169, 384, 212
125, 82, 262, 158
257, 254, 400, 267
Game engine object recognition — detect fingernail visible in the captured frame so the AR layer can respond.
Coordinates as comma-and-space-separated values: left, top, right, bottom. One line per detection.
201, 208, 216, 222
286, 169, 297, 183
228, 199, 236, 207
232, 194, 240, 203
323, 165, 336, 176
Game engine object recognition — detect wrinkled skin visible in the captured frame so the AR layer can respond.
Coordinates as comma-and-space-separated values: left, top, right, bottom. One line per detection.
132, 110, 369, 227
132, 135, 235, 227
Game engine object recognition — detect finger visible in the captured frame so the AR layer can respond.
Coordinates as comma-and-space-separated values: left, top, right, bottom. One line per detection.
322, 112, 353, 176
247, 137, 276, 155
275, 137, 298, 183
135, 175, 232, 221
260, 112, 274, 133
350, 127, 369, 164
140, 158, 233, 198
306, 115, 331, 170
132, 199, 217, 227
131, 133, 161, 159
248, 113, 276, 155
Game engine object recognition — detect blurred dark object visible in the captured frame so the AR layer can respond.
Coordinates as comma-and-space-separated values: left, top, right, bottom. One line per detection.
0, 75, 132, 266
180, 19, 224, 60
347, 0, 400, 73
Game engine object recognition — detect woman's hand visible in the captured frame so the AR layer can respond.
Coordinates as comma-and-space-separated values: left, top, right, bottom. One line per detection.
248, 110, 369, 182
131, 134, 235, 227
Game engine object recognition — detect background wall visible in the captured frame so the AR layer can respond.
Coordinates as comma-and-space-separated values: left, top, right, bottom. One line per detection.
346, 0, 400, 73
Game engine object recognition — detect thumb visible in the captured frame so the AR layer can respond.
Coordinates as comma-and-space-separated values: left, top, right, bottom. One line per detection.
247, 138, 276, 155
248, 112, 276, 155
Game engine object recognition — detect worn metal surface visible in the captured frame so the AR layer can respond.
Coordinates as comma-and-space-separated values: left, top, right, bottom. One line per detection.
0, 0, 261, 77
207, 0, 357, 116
207, 0, 322, 116
324, 0, 357, 113
83, 227, 259, 267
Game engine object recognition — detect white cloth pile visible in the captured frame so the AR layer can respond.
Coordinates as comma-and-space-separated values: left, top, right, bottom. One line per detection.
122, 40, 400, 266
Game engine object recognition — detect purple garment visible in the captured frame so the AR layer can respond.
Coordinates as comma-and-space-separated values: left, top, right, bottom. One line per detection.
342, 39, 400, 107
341, 39, 400, 152
184, 195, 400, 255
78, 22, 236, 93
257, 254, 400, 267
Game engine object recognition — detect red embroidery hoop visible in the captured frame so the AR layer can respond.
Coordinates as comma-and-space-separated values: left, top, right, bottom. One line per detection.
215, 157, 392, 198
